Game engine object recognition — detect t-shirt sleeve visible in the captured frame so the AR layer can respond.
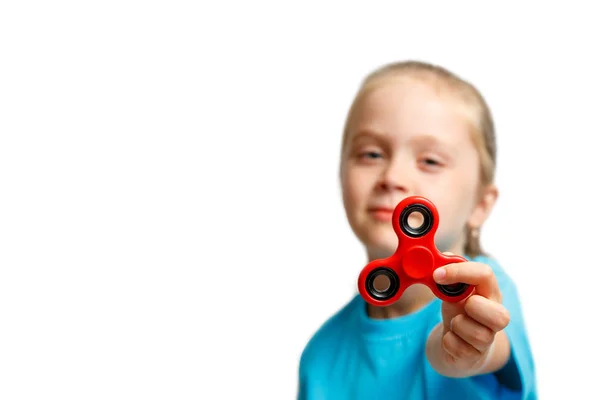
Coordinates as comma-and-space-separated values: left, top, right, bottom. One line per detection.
297, 350, 310, 400
483, 256, 537, 399
296, 333, 332, 400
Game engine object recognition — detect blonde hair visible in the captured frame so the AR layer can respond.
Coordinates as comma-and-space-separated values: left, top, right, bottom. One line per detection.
340, 60, 497, 258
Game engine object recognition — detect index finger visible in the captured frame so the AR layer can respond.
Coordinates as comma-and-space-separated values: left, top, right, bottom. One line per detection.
433, 262, 501, 302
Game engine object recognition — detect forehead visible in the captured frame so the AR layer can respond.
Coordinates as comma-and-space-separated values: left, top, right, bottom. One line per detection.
347, 78, 475, 148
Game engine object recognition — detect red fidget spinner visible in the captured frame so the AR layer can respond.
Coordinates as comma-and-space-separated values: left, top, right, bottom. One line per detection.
358, 196, 474, 306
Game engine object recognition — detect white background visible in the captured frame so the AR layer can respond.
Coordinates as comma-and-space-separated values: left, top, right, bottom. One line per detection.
1, 1, 598, 399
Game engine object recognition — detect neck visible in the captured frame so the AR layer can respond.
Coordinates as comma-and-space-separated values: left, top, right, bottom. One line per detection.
367, 284, 435, 319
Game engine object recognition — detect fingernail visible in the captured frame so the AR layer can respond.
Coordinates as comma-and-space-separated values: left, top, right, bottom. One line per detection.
433, 268, 446, 281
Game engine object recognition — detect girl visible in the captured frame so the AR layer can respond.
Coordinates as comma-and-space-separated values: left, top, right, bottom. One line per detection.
297, 61, 537, 399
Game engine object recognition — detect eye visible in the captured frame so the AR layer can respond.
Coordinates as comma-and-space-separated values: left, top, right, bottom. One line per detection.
360, 151, 383, 159
418, 156, 444, 170
422, 158, 440, 166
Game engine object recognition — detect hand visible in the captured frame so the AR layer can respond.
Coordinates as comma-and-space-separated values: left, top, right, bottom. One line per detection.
428, 260, 511, 376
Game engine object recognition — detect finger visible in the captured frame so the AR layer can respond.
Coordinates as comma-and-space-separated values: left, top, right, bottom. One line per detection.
442, 330, 480, 361
464, 295, 510, 332
433, 262, 501, 301
449, 313, 495, 353
441, 301, 464, 335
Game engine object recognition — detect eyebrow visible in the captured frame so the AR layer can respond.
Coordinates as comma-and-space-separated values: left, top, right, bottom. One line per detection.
351, 130, 452, 148
348, 130, 459, 158
409, 134, 459, 156
348, 129, 391, 144
410, 134, 460, 158
408, 134, 448, 147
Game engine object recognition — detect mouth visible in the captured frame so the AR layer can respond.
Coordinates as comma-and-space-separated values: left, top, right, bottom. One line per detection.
368, 207, 395, 222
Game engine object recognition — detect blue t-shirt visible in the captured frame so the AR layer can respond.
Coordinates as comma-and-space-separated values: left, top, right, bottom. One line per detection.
297, 255, 536, 399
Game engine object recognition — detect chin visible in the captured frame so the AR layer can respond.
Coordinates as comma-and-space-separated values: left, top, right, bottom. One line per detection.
363, 236, 398, 260
365, 244, 396, 260
353, 222, 394, 255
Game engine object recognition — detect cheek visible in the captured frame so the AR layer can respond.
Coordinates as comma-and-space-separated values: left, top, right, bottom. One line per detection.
341, 170, 360, 210
431, 187, 478, 235
341, 166, 375, 216
426, 173, 480, 230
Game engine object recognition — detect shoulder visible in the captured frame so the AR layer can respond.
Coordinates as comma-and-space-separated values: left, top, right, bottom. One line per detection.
298, 294, 360, 374
471, 255, 538, 397
470, 254, 524, 320
471, 254, 517, 294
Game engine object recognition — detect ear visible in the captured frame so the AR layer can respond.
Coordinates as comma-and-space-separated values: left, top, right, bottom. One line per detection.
467, 184, 498, 229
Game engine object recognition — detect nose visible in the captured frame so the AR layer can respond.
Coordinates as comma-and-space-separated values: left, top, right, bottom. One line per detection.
377, 161, 411, 193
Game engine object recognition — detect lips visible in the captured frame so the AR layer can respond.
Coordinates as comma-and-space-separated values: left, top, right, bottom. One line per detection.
368, 207, 395, 222
368, 207, 395, 213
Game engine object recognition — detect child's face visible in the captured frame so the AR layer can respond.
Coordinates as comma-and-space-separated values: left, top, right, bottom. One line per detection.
341, 78, 492, 259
